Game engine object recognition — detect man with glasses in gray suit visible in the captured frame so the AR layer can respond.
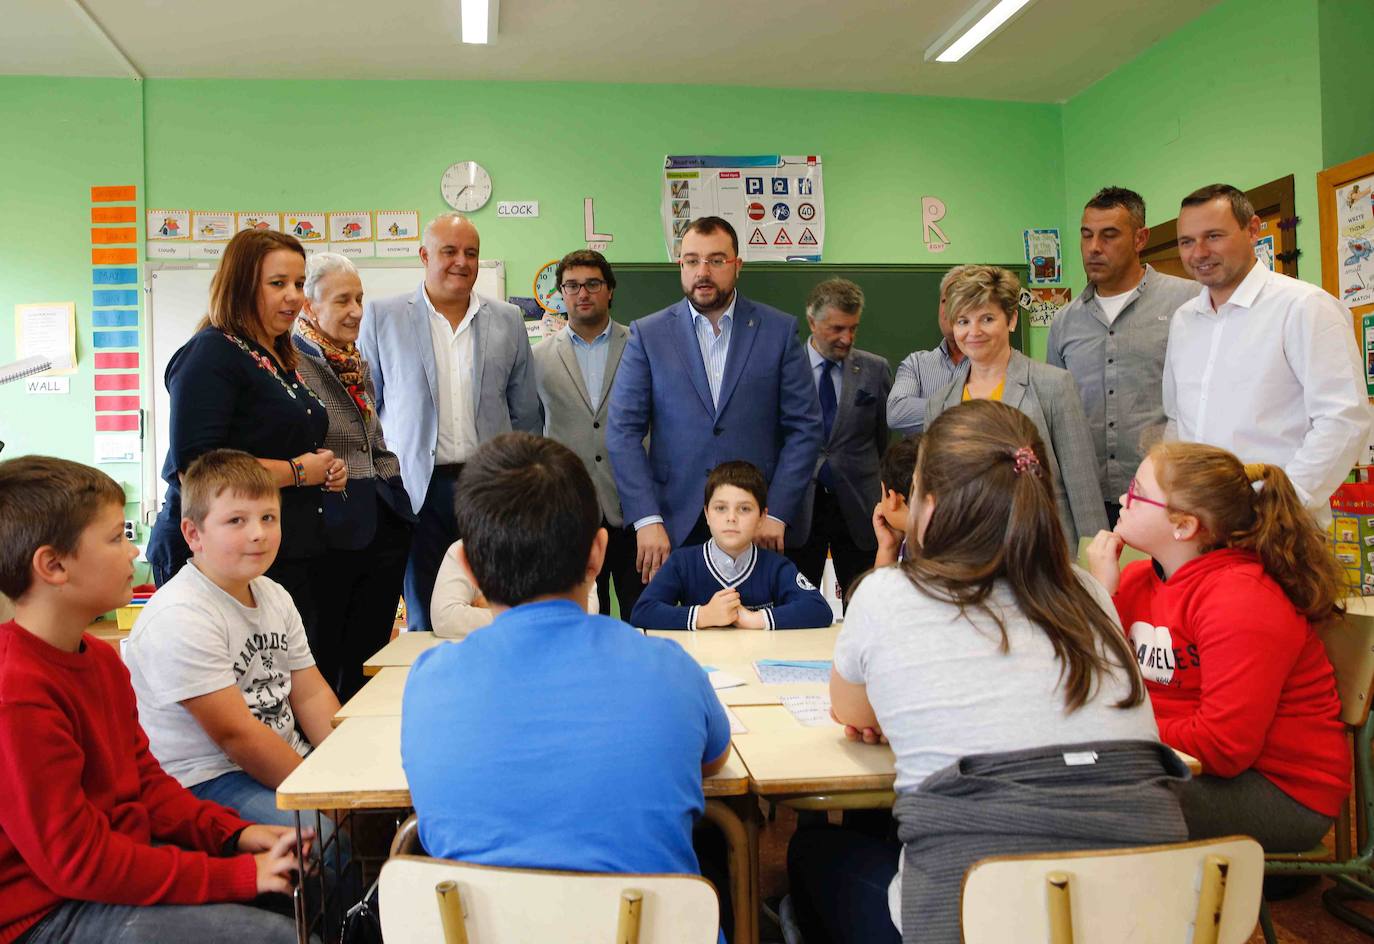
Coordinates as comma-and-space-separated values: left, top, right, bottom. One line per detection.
532, 250, 642, 618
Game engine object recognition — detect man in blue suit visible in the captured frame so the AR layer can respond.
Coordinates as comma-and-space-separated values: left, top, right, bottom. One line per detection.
358, 213, 541, 631
607, 216, 822, 586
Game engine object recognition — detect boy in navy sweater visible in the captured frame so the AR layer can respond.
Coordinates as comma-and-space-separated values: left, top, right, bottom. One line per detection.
632, 461, 834, 630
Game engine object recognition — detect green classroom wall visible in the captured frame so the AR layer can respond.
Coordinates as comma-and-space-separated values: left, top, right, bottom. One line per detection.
1060, 0, 1325, 294
1318, 0, 1374, 168
2, 0, 1370, 513
0, 76, 146, 514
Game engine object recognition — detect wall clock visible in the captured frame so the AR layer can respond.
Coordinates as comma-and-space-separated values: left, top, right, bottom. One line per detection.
441, 161, 493, 212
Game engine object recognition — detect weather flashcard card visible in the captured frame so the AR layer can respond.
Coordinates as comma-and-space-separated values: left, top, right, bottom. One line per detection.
236, 212, 281, 233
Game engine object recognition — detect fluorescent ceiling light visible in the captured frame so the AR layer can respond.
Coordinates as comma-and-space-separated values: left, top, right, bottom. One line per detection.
461, 0, 499, 44
925, 0, 1037, 63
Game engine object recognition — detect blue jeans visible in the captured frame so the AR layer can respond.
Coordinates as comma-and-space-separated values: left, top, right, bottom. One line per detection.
190, 770, 353, 885
21, 899, 297, 944
787, 825, 901, 944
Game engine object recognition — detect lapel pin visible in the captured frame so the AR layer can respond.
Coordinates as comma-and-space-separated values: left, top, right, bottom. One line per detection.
748, 319, 755, 327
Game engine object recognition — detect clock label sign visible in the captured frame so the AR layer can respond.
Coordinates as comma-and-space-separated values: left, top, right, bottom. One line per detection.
497, 201, 540, 218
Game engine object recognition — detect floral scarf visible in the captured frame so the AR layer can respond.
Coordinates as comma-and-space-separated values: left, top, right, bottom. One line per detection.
295, 316, 372, 418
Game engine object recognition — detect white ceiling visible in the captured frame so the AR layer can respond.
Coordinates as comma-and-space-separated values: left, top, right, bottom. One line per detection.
6, 0, 1221, 103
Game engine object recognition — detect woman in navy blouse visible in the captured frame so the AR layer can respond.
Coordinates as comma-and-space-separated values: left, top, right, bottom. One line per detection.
147, 229, 346, 635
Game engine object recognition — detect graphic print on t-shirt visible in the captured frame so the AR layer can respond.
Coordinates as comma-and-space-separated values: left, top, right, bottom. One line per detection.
1129, 620, 1178, 684
232, 630, 300, 740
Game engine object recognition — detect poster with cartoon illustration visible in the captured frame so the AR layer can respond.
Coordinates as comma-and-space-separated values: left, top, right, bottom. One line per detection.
1020, 286, 1073, 327
283, 213, 327, 244
236, 212, 281, 233
662, 155, 825, 262
328, 211, 375, 258
147, 209, 190, 240
1022, 229, 1062, 284
1337, 175, 1374, 308
1255, 234, 1276, 271
376, 210, 421, 258
191, 211, 235, 241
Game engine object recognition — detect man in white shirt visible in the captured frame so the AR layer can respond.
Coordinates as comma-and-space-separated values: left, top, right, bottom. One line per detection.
1163, 183, 1369, 523
359, 214, 540, 630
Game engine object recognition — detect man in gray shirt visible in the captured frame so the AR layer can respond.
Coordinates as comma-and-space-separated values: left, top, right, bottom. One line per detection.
1047, 187, 1196, 525
885, 265, 968, 437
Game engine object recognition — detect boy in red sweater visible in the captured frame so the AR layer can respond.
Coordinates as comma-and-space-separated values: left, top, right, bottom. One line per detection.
0, 456, 305, 944
1088, 443, 1348, 852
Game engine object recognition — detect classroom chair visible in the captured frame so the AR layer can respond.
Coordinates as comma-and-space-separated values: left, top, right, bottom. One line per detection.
960, 835, 1264, 944
390, 806, 753, 944
378, 854, 719, 944
1260, 598, 1374, 941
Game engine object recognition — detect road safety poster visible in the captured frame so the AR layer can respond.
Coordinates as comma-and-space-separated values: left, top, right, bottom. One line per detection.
663, 155, 824, 262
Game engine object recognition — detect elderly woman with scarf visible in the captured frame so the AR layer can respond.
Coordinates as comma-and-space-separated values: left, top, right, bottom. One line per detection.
293, 254, 415, 700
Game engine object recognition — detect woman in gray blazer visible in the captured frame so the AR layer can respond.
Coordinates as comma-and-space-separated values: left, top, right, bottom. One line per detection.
927, 266, 1107, 547
293, 254, 414, 700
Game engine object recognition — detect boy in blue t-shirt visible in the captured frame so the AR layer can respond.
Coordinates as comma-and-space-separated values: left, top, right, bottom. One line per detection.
401, 432, 731, 881
631, 461, 834, 630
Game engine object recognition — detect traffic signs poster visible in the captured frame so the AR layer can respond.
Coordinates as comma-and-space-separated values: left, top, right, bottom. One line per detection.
663, 155, 825, 262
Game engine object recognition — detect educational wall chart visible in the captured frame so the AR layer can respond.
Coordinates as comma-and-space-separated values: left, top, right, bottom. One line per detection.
1337, 175, 1374, 308
662, 155, 825, 262
1020, 287, 1072, 327
375, 210, 422, 258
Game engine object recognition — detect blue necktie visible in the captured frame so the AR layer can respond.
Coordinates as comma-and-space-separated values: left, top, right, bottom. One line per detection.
819, 359, 836, 490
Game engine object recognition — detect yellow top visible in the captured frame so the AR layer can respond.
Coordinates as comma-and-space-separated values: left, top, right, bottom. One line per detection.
962, 378, 1005, 402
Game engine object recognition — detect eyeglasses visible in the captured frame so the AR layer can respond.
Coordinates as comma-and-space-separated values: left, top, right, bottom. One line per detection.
679, 256, 736, 270
559, 279, 607, 295
1125, 479, 1169, 510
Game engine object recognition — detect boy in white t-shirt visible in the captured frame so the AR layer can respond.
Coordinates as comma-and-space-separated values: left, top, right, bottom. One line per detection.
126, 449, 341, 836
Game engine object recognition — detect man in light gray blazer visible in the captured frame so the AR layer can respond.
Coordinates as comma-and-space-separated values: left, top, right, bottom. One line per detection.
358, 213, 540, 631
786, 279, 893, 603
532, 250, 643, 618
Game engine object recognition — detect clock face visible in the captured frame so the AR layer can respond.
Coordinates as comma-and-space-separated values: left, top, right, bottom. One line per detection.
441, 161, 493, 212
533, 259, 566, 314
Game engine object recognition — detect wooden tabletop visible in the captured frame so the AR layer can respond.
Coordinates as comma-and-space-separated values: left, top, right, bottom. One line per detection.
647, 625, 839, 665
333, 666, 409, 726
362, 631, 451, 676
729, 704, 896, 796
277, 716, 750, 812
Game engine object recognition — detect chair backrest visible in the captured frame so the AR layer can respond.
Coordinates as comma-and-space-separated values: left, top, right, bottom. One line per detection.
961, 836, 1263, 944
379, 855, 719, 944
1322, 598, 1374, 727
1075, 536, 1150, 573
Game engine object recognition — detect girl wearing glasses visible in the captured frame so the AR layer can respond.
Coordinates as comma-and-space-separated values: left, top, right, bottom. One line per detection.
1087, 443, 1348, 853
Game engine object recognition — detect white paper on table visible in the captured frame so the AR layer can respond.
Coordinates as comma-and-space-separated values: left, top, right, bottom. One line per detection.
781, 694, 834, 727
709, 669, 747, 690
722, 703, 748, 735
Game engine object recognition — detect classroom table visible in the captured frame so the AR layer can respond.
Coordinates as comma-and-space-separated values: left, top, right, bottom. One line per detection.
276, 716, 756, 944
648, 626, 837, 707
361, 630, 449, 676
332, 666, 408, 726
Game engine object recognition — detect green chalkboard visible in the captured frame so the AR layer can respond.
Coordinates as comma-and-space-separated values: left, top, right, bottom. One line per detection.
605, 263, 1030, 370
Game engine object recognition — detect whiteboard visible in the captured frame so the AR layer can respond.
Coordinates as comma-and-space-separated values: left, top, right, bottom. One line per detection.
145, 260, 505, 514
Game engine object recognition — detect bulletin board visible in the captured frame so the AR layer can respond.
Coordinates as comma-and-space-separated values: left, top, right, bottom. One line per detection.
1318, 151, 1374, 396
144, 260, 504, 513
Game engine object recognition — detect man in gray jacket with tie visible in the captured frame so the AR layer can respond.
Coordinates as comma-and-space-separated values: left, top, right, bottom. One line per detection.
786, 278, 893, 605
532, 250, 642, 618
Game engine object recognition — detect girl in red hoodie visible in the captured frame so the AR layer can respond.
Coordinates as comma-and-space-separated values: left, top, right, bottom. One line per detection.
1087, 442, 1348, 851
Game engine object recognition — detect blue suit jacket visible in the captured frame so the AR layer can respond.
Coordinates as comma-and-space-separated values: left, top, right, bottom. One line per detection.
606, 294, 822, 547
359, 284, 541, 514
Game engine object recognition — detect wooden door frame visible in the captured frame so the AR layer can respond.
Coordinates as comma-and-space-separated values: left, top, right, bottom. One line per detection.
1141, 175, 1299, 278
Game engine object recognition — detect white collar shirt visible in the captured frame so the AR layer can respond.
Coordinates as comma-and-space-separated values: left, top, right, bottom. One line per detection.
424, 286, 482, 465
1163, 261, 1370, 524
688, 292, 737, 408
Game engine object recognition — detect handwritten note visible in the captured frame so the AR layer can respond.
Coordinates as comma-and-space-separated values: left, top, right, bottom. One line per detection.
781, 694, 833, 727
